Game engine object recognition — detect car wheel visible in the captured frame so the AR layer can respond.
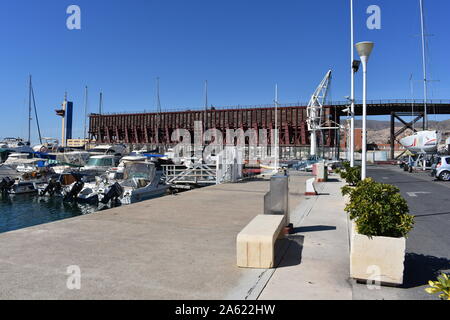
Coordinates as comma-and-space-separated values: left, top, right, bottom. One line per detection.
439, 171, 450, 181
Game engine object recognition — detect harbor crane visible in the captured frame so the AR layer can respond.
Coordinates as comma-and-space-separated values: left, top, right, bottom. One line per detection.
306, 70, 340, 156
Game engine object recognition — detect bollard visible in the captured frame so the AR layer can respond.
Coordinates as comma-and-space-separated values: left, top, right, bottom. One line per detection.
316, 161, 328, 182
305, 178, 318, 196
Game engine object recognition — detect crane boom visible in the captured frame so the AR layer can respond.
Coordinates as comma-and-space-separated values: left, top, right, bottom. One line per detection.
306, 70, 340, 156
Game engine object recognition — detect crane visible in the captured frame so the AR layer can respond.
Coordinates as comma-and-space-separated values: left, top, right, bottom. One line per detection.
306, 70, 340, 156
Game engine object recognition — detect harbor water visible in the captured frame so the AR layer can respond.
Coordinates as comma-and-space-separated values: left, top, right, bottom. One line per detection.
0, 194, 101, 234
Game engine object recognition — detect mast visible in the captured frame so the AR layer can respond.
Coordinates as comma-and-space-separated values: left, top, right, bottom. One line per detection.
204, 80, 208, 111
28, 75, 32, 144
99, 91, 103, 115
156, 77, 161, 113
419, 0, 428, 130
61, 92, 67, 147
83, 86, 88, 141
30, 77, 42, 144
274, 84, 279, 171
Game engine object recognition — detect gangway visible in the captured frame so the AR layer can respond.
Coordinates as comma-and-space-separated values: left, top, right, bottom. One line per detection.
162, 162, 217, 188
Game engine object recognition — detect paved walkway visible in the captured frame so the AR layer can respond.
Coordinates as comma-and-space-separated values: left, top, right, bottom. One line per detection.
0, 171, 355, 300
258, 178, 353, 300
0, 173, 309, 300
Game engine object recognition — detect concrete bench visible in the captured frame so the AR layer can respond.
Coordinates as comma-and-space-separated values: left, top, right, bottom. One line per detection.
237, 215, 286, 269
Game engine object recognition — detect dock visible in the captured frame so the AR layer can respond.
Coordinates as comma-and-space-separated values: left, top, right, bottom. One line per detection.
0, 172, 311, 299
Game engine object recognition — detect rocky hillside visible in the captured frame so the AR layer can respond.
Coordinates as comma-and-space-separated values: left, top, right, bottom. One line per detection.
352, 119, 450, 144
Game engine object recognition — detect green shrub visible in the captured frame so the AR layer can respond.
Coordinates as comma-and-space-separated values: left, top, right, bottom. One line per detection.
342, 178, 414, 238
336, 162, 361, 186
425, 273, 450, 300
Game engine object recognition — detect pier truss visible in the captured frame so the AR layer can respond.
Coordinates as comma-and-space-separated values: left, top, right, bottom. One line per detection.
89, 99, 450, 154
89, 105, 340, 148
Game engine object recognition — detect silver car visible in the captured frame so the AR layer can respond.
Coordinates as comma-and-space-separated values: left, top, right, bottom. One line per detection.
432, 156, 450, 181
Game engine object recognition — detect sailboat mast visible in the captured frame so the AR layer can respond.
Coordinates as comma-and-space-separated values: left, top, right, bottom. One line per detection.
274, 84, 279, 171
156, 77, 161, 113
28, 75, 32, 144
83, 86, 88, 141
99, 91, 103, 115
30, 78, 42, 144
419, 0, 428, 130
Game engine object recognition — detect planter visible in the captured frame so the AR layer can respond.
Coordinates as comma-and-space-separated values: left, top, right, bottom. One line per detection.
350, 229, 406, 286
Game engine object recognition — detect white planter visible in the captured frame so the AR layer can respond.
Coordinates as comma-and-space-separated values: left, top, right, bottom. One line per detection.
350, 228, 406, 286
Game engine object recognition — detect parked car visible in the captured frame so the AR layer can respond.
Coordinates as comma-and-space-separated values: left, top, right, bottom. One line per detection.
431, 156, 450, 181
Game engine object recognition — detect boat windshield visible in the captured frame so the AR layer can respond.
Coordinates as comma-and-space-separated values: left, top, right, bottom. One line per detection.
123, 163, 155, 180
86, 157, 115, 167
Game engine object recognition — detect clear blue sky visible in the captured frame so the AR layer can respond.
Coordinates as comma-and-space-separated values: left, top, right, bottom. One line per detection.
1, 0, 449, 143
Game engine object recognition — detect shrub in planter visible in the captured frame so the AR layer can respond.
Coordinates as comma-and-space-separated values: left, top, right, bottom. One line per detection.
343, 178, 415, 285
342, 178, 414, 238
336, 162, 361, 187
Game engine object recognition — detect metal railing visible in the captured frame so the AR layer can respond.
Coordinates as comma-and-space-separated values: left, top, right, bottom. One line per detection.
91, 99, 450, 116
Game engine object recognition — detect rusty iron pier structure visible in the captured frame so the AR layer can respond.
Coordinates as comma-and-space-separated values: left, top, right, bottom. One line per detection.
89, 104, 340, 148
89, 99, 450, 158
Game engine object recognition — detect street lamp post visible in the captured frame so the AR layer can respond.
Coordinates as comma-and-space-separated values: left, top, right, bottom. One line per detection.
355, 41, 374, 180
350, 0, 355, 167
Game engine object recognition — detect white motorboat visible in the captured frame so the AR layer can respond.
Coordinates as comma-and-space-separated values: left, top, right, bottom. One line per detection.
8, 181, 39, 195
0, 138, 34, 154
88, 144, 128, 156
80, 154, 120, 176
0, 164, 20, 180
32, 138, 59, 153
77, 161, 169, 205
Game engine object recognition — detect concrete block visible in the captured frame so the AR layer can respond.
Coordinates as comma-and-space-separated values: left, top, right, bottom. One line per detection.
350, 231, 406, 285
315, 162, 328, 182
305, 178, 318, 196
237, 215, 285, 269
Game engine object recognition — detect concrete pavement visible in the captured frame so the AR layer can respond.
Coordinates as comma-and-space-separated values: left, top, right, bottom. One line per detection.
258, 178, 353, 300
0, 173, 309, 300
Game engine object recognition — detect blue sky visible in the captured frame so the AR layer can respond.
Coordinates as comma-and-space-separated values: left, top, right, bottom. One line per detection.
1, 0, 449, 143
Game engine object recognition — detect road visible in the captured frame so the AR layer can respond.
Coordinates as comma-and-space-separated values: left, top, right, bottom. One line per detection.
352, 165, 450, 300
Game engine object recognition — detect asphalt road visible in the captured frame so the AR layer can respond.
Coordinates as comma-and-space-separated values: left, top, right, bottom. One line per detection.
352, 165, 450, 300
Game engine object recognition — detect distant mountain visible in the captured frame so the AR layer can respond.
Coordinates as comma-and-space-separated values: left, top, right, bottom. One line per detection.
350, 119, 450, 145
353, 119, 450, 131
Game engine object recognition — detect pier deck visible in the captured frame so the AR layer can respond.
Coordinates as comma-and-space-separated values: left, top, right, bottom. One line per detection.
0, 173, 308, 300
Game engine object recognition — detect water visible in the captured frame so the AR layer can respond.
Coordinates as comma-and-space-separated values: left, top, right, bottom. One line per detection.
0, 194, 102, 234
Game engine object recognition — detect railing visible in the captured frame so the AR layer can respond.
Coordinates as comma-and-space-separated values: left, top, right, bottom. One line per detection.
162, 163, 217, 185
91, 99, 450, 116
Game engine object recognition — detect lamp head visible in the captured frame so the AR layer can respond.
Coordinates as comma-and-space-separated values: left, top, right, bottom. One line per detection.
355, 41, 374, 60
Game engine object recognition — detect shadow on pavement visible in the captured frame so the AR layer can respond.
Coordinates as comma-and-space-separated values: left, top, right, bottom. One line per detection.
293, 225, 337, 233
402, 253, 450, 289
414, 212, 450, 218
274, 235, 304, 268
